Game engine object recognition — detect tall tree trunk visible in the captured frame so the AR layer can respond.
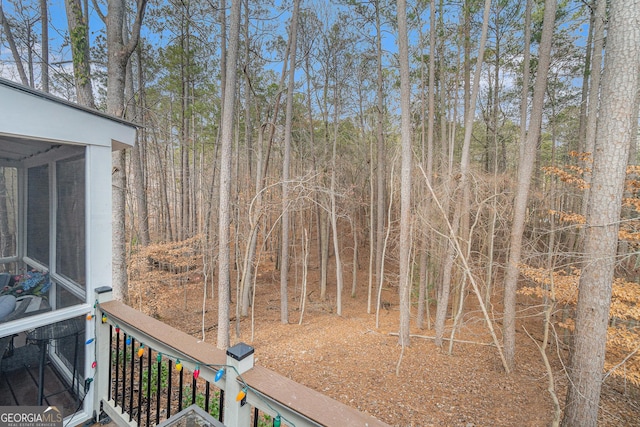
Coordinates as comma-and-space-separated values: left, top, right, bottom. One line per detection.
180, 15, 192, 240
562, 0, 640, 424
330, 89, 343, 316
319, 59, 330, 301
351, 217, 358, 298
304, 27, 323, 304
132, 44, 150, 246
374, 0, 386, 303
492, 20, 503, 172
217, 0, 241, 349
502, 0, 556, 372
105, 0, 148, 302
463, 0, 471, 121
280, 0, 301, 324
121, 22, 150, 249
65, 0, 95, 107
420, 0, 437, 330
416, 9, 429, 329
219, 0, 227, 112
519, 0, 531, 162
27, 21, 34, 88
577, 5, 594, 153
396, 0, 412, 347
438, 0, 448, 177
434, 0, 492, 348
580, 0, 606, 232
240, 0, 254, 318
40, 0, 49, 92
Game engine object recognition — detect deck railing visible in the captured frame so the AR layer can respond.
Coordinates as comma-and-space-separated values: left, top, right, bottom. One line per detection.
93, 287, 389, 427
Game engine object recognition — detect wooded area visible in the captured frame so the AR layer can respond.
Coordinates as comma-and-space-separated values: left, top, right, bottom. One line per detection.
1, 0, 639, 425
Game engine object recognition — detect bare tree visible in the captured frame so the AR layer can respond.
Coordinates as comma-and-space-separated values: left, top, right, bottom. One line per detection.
502, 0, 556, 371
330, 76, 344, 316
579, 0, 606, 230
217, 0, 242, 349
434, 0, 492, 349
94, 0, 148, 302
374, 0, 387, 306
1, 2, 29, 86
65, 0, 95, 107
519, 0, 531, 171
131, 44, 150, 247
280, 0, 301, 324
40, 0, 48, 92
396, 0, 412, 347
417, 0, 437, 330
562, 0, 640, 424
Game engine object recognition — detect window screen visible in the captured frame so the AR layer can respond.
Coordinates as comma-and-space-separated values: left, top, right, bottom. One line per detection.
56, 155, 86, 287
27, 164, 50, 265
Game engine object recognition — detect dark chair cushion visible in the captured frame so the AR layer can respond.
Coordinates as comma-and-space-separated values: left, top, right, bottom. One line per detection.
0, 273, 11, 289
0, 295, 17, 321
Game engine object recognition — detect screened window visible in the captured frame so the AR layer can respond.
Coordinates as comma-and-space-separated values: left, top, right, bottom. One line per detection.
56, 282, 84, 308
56, 155, 86, 287
27, 164, 50, 266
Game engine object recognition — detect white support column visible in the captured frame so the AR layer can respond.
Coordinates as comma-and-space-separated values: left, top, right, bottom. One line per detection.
93, 286, 113, 420
223, 343, 254, 427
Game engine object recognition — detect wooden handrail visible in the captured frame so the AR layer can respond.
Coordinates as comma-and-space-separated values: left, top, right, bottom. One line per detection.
98, 299, 389, 427
242, 366, 389, 427
99, 300, 227, 368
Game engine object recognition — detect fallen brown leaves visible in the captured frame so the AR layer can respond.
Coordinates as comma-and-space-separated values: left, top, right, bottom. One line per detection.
129, 245, 640, 426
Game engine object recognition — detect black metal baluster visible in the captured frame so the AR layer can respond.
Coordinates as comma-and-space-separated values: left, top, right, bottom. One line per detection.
114, 328, 120, 407
137, 345, 143, 426
253, 408, 259, 427
129, 338, 135, 422
156, 354, 162, 424
204, 382, 210, 413
219, 389, 224, 423
191, 374, 197, 407
108, 325, 113, 401
167, 360, 172, 419
121, 333, 127, 414
178, 366, 184, 412
146, 349, 152, 427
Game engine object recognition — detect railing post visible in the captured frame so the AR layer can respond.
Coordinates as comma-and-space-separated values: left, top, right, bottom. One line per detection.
224, 343, 254, 427
94, 286, 113, 418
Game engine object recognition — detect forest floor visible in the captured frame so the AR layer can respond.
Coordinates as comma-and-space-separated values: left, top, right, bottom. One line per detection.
129, 254, 640, 426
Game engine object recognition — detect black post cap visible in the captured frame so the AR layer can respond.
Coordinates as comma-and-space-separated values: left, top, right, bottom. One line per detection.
226, 342, 254, 361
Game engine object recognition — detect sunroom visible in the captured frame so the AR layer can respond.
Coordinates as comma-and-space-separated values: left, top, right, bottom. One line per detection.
0, 77, 136, 424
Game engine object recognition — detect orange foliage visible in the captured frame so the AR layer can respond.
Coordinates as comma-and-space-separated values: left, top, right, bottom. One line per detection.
568, 150, 592, 163
133, 235, 203, 272
522, 151, 640, 385
128, 237, 205, 317
542, 166, 589, 189
518, 265, 580, 305
547, 210, 586, 225
623, 198, 640, 212
606, 327, 640, 386
519, 265, 640, 385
